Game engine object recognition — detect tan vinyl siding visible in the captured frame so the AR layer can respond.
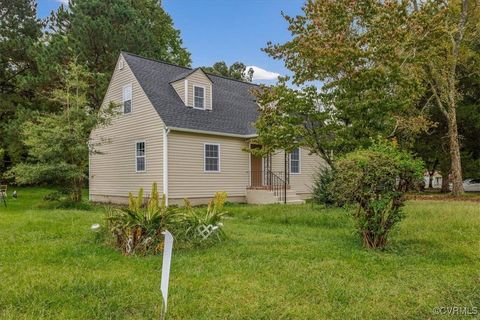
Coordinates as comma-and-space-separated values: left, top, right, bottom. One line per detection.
89, 56, 165, 199
171, 79, 186, 105
168, 131, 249, 199
186, 70, 212, 109
271, 148, 325, 195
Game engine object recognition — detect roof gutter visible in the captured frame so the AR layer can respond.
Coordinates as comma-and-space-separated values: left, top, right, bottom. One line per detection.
168, 126, 257, 139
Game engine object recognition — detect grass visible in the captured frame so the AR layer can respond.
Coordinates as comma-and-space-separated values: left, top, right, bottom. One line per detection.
0, 188, 479, 319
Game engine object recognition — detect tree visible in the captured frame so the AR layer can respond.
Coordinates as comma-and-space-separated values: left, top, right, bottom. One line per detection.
0, 0, 43, 174
256, 0, 479, 195
8, 62, 116, 201
415, 0, 478, 195
47, 0, 191, 108
203, 61, 254, 82
254, 1, 431, 165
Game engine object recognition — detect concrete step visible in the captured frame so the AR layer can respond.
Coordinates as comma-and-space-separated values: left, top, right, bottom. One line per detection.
246, 188, 305, 204
286, 199, 305, 204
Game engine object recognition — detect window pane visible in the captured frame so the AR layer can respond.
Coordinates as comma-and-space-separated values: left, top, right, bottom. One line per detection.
124, 100, 132, 114
290, 148, 300, 173
136, 157, 145, 171
195, 97, 204, 109
194, 87, 205, 109
194, 86, 204, 97
291, 148, 299, 161
291, 161, 299, 173
205, 144, 219, 171
136, 142, 145, 156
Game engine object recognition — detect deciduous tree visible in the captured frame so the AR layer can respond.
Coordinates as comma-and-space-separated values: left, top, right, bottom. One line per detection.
8, 62, 116, 201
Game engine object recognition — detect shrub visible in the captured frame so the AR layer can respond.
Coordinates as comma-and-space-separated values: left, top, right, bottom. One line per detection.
332, 141, 424, 249
105, 183, 227, 255
312, 169, 337, 206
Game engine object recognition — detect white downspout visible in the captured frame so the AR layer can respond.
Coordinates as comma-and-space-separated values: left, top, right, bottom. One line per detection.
163, 127, 170, 206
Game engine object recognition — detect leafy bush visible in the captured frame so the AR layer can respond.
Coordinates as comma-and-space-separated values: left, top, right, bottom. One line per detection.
332, 141, 424, 249
312, 169, 337, 206
105, 184, 227, 255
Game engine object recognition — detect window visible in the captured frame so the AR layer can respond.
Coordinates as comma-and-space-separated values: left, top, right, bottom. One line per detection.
290, 148, 300, 174
136, 141, 146, 172
123, 84, 132, 114
194, 86, 205, 109
204, 144, 220, 172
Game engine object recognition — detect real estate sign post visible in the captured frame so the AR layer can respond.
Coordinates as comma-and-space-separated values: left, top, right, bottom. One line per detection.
160, 230, 173, 320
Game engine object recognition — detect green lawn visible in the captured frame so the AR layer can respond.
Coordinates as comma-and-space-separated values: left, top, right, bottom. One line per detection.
0, 188, 479, 319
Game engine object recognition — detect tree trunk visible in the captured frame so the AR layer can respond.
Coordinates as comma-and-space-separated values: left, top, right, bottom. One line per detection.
70, 178, 83, 202
447, 110, 463, 195
441, 172, 450, 193
428, 173, 434, 189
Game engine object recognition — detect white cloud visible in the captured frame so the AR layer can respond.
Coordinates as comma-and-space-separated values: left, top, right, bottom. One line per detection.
246, 66, 280, 81
56, 0, 69, 5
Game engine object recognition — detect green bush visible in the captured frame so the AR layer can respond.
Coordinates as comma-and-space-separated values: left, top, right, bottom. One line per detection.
105, 183, 227, 255
332, 141, 424, 249
312, 169, 337, 206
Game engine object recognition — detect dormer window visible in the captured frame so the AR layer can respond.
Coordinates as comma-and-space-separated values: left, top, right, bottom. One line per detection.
194, 86, 205, 109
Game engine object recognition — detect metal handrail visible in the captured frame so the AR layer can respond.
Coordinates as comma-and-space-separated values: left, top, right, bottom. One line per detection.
248, 170, 287, 203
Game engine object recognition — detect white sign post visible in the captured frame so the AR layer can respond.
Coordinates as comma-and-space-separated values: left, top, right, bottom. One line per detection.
160, 230, 174, 320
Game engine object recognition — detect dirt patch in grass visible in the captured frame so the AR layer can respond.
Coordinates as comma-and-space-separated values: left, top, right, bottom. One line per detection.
406, 193, 480, 203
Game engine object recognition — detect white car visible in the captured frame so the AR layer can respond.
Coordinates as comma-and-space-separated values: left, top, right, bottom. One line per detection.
463, 179, 480, 192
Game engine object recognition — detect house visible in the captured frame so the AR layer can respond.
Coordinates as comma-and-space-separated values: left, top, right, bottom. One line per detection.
89, 52, 325, 205
423, 171, 443, 189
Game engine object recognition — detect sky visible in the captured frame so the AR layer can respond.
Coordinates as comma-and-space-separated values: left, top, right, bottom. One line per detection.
36, 0, 305, 84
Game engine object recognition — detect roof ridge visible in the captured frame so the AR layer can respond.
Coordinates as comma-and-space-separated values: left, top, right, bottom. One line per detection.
121, 51, 192, 71
204, 71, 259, 87
121, 51, 259, 87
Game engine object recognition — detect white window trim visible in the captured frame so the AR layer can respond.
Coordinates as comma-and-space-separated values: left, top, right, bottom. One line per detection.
135, 140, 146, 173
204, 143, 221, 173
123, 83, 133, 115
193, 85, 206, 110
290, 148, 301, 175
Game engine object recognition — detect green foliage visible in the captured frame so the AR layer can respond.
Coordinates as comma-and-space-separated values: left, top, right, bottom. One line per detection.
106, 184, 227, 255
312, 169, 337, 206
258, 0, 479, 194
175, 192, 228, 245
251, 81, 341, 166
0, 0, 44, 174
203, 61, 254, 82
7, 61, 116, 201
255, 0, 433, 163
332, 141, 424, 249
106, 183, 177, 255
47, 0, 191, 107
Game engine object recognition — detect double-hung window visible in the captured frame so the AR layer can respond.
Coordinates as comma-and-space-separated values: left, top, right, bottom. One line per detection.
204, 144, 220, 172
136, 141, 146, 172
194, 86, 205, 109
123, 84, 132, 114
290, 148, 300, 174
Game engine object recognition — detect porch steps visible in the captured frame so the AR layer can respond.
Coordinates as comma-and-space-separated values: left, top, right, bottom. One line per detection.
246, 188, 305, 204
284, 190, 305, 204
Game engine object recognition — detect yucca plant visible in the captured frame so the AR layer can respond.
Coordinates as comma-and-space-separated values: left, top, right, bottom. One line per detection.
176, 192, 228, 245
105, 186, 228, 254
106, 183, 177, 255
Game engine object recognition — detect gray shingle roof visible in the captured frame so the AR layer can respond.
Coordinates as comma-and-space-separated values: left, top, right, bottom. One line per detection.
122, 52, 259, 136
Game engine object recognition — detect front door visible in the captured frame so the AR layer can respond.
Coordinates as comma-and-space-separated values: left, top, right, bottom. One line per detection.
250, 144, 263, 187
251, 155, 263, 187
